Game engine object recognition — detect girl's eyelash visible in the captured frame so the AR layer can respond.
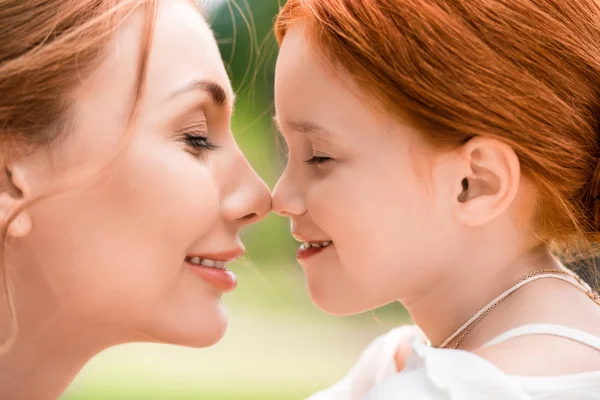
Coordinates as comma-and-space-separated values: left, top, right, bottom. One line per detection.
304, 156, 332, 165
182, 131, 218, 151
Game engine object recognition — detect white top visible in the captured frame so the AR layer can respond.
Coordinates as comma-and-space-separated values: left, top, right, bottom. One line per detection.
307, 324, 600, 400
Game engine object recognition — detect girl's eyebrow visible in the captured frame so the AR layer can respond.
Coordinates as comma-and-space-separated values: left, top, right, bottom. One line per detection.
273, 116, 337, 138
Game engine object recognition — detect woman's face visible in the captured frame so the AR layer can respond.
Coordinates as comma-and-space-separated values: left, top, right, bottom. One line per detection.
273, 28, 461, 315
6, 0, 270, 347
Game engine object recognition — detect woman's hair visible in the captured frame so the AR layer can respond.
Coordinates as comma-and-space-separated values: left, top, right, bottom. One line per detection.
0, 0, 158, 149
275, 0, 600, 271
0, 0, 158, 351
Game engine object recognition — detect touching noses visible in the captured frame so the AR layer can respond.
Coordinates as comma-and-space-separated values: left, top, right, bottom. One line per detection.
221, 148, 272, 226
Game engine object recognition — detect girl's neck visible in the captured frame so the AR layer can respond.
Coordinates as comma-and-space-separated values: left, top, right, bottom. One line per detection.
403, 242, 559, 348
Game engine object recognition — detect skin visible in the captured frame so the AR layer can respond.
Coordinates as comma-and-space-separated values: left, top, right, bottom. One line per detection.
0, 1, 271, 399
273, 27, 600, 377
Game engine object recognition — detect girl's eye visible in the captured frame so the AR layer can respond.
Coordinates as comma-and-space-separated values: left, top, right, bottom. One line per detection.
304, 156, 333, 165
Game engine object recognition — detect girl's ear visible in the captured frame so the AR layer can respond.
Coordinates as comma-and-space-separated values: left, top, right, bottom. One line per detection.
453, 137, 521, 227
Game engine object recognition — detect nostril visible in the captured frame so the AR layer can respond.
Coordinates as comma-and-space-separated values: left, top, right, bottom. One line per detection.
240, 212, 259, 224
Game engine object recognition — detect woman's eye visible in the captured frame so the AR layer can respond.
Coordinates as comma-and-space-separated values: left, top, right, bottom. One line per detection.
304, 156, 333, 165
183, 132, 218, 152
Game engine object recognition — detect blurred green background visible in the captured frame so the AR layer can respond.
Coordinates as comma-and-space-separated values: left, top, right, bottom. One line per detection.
61, 1, 410, 399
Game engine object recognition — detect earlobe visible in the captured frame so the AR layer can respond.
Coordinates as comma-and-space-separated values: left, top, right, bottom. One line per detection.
454, 137, 520, 227
6, 211, 32, 238
0, 164, 33, 239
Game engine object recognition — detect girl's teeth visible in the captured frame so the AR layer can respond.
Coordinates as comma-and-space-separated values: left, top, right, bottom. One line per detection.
301, 241, 333, 250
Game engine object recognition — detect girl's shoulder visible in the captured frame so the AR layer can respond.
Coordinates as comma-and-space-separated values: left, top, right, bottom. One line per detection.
365, 339, 531, 400
366, 325, 600, 400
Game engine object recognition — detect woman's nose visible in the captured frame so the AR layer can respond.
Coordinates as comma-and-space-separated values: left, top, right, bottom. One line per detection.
221, 149, 272, 226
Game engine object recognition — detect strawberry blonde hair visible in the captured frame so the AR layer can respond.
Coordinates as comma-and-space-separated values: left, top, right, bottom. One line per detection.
276, 0, 600, 275
0, 0, 160, 351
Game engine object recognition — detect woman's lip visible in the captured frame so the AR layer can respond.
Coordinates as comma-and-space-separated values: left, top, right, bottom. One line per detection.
184, 248, 243, 293
187, 264, 238, 292
186, 248, 245, 262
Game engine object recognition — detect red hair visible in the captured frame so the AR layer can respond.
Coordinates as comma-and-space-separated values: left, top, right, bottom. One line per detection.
276, 0, 600, 264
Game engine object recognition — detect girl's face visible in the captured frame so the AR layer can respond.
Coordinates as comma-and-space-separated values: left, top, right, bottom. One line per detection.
5, 0, 270, 347
273, 28, 462, 315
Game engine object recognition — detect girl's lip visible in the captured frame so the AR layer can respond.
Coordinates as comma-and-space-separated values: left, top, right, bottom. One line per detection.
297, 242, 333, 260
292, 232, 331, 243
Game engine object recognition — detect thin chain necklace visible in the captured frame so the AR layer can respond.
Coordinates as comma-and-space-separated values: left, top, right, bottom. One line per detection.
433, 268, 600, 350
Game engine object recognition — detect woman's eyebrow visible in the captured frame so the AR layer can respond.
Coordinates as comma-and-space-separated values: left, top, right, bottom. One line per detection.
168, 79, 235, 107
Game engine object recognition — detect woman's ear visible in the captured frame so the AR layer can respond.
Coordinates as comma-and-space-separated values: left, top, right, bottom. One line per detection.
0, 163, 33, 238
454, 137, 521, 227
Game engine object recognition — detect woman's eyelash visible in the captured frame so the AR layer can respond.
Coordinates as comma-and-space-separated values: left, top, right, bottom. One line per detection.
304, 156, 332, 165
182, 131, 218, 151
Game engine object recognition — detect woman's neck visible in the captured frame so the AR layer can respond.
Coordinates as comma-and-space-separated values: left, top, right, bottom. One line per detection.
403, 241, 559, 348
0, 315, 100, 400
0, 267, 113, 400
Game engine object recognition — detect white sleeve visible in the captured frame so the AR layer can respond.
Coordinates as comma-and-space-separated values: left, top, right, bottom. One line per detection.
305, 325, 423, 400
364, 370, 446, 400
364, 342, 532, 400
364, 370, 531, 400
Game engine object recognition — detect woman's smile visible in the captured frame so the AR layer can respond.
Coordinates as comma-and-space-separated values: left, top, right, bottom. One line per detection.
184, 248, 244, 292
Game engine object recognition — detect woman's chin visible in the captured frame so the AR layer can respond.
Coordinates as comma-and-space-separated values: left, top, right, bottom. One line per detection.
180, 321, 228, 348
141, 304, 229, 348
179, 313, 229, 348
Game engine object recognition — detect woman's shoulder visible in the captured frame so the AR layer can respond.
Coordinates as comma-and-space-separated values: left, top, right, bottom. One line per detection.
364, 340, 531, 400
